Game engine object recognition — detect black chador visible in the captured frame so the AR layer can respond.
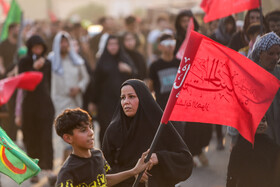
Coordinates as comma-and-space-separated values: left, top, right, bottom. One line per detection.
102, 79, 193, 187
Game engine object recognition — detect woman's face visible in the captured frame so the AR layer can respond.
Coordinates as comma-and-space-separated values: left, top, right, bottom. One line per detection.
180, 16, 191, 30
259, 44, 280, 71
249, 11, 260, 24
124, 33, 136, 50
107, 38, 119, 55
225, 23, 234, 33
121, 85, 139, 117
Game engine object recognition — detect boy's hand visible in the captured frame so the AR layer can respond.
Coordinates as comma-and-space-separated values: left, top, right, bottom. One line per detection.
133, 150, 151, 175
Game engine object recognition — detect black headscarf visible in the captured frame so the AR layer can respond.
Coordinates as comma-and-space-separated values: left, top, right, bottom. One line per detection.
102, 79, 193, 187
121, 32, 147, 80
92, 35, 137, 145
97, 35, 136, 72
26, 35, 47, 57
174, 10, 199, 55
212, 16, 236, 45
92, 35, 136, 105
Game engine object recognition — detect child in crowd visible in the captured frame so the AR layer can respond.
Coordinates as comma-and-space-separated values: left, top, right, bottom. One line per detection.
54, 108, 150, 187
227, 116, 280, 187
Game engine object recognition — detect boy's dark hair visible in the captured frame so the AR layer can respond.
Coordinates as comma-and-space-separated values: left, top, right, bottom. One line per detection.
125, 15, 136, 25
158, 33, 173, 42
54, 108, 93, 138
265, 10, 280, 23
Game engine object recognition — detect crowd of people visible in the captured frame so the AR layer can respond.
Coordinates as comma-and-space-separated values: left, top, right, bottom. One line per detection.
0, 7, 279, 187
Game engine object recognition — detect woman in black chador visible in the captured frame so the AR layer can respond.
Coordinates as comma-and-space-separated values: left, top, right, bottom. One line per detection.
90, 35, 135, 146
18, 35, 54, 172
174, 10, 199, 55
121, 32, 147, 80
102, 79, 193, 187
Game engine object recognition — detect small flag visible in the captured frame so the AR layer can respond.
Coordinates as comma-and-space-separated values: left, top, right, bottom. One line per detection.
0, 127, 41, 184
0, 0, 21, 41
0, 71, 43, 106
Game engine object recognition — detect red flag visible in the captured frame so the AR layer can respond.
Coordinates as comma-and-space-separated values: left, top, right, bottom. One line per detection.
0, 0, 10, 16
161, 30, 280, 144
0, 72, 43, 106
176, 18, 194, 60
200, 0, 260, 23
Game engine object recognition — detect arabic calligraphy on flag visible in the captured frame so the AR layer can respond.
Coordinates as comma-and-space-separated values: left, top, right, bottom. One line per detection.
162, 30, 280, 144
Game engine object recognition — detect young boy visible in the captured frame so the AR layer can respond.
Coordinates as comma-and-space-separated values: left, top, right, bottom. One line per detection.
54, 108, 150, 187
148, 33, 179, 110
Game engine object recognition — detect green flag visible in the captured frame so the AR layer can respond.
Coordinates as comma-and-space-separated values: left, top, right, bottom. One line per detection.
0, 127, 40, 184
0, 0, 22, 41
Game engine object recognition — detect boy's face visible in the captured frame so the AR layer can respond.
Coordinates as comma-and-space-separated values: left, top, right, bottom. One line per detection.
158, 38, 176, 54
64, 122, 94, 152
269, 20, 280, 36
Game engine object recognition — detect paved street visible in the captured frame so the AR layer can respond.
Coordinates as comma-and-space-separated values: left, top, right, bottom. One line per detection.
0, 124, 231, 187
179, 133, 230, 187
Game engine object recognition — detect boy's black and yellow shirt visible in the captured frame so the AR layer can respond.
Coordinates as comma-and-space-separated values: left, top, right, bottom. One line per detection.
56, 149, 111, 187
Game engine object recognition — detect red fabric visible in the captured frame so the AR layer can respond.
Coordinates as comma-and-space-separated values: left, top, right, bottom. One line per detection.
176, 18, 194, 60
0, 72, 43, 106
0, 0, 10, 15
200, 0, 260, 23
161, 30, 280, 144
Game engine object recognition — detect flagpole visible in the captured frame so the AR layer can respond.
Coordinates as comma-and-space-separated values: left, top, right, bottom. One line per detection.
259, 0, 263, 35
132, 123, 165, 187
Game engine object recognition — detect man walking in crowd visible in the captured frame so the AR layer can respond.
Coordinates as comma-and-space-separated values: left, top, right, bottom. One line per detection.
48, 31, 89, 162
0, 23, 19, 141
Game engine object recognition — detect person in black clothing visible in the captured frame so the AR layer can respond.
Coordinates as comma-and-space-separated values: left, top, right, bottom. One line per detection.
210, 15, 236, 46
54, 108, 150, 187
18, 35, 55, 182
88, 35, 136, 146
148, 33, 179, 110
102, 79, 193, 187
88, 16, 115, 69
0, 23, 19, 78
228, 9, 264, 51
174, 10, 199, 55
226, 116, 280, 187
122, 32, 147, 80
